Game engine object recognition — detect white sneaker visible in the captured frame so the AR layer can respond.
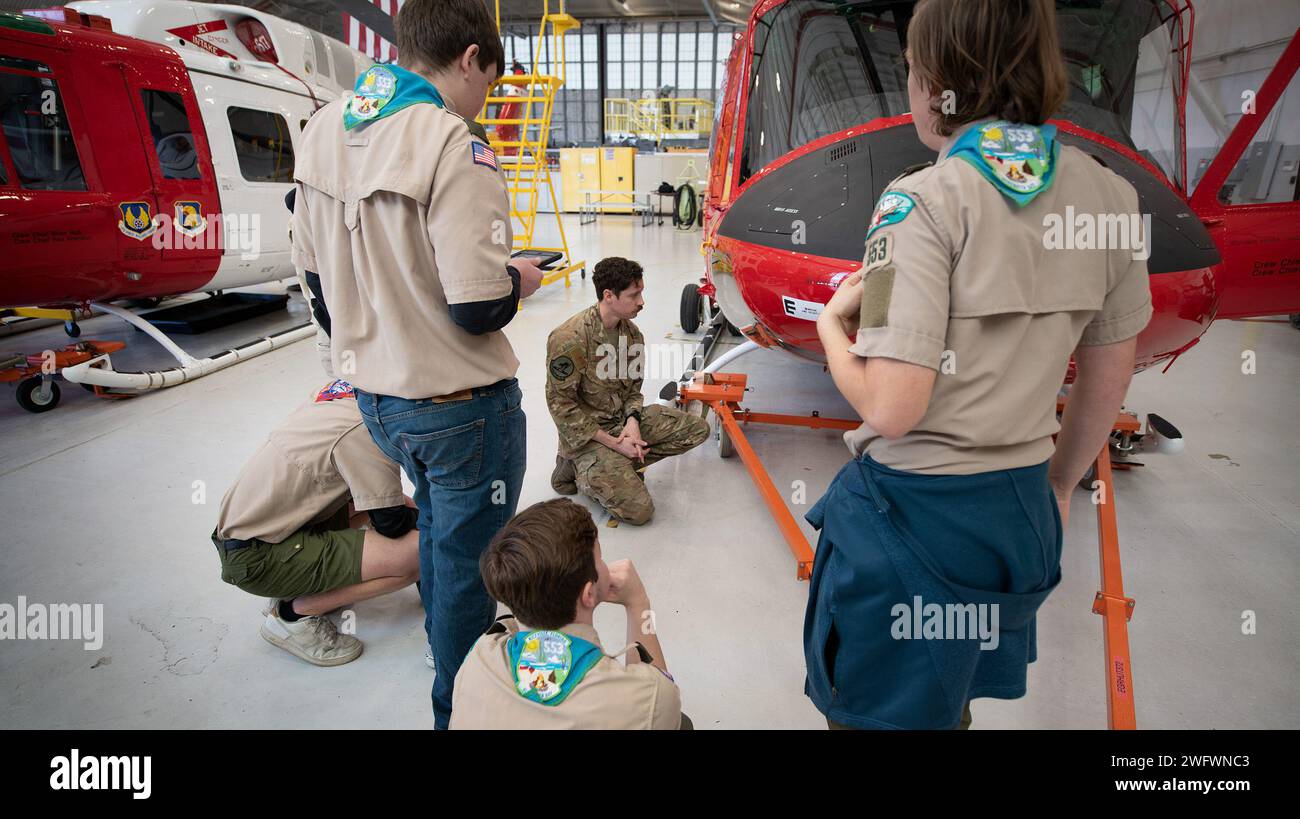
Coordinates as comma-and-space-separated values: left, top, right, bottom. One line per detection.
425, 648, 436, 670
260, 604, 362, 667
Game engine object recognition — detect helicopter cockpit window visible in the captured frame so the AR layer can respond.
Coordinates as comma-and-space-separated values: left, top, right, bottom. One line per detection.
0, 56, 86, 191
141, 90, 200, 180
1056, 0, 1182, 187
227, 107, 295, 184
741, 1, 910, 181
740, 1, 1187, 189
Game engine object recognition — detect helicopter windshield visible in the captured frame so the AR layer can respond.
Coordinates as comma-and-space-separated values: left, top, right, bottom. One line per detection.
739, 0, 1187, 187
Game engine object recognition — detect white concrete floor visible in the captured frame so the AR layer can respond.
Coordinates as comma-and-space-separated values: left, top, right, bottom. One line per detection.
0, 214, 1296, 729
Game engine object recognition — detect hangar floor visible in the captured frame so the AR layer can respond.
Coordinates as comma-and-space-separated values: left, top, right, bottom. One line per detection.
0, 214, 1296, 729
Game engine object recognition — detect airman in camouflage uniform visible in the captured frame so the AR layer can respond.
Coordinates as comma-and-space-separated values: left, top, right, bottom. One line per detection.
546, 258, 709, 524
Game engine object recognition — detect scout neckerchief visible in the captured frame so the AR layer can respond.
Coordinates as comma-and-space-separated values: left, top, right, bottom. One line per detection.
343, 64, 445, 130
506, 629, 604, 706
947, 120, 1059, 207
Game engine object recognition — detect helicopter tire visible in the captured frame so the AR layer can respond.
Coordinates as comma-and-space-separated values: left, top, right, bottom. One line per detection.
680, 283, 703, 333
17, 377, 60, 413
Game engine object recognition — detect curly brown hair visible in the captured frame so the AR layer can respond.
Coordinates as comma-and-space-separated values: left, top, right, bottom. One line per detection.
592, 256, 644, 302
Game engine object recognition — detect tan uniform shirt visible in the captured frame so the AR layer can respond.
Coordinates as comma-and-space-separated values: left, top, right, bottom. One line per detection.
846, 128, 1152, 474
450, 619, 682, 730
546, 305, 646, 456
292, 93, 518, 399
215, 394, 404, 543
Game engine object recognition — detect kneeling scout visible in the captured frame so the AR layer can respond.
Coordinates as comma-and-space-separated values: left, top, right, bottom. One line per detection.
212, 380, 419, 666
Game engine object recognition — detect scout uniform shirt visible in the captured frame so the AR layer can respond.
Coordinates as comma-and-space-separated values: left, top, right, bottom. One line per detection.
546, 304, 646, 456
215, 382, 404, 543
291, 64, 518, 400
450, 617, 683, 729
845, 119, 1153, 475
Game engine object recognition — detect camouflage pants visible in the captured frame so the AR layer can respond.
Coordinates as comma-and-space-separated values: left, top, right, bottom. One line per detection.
573, 404, 710, 525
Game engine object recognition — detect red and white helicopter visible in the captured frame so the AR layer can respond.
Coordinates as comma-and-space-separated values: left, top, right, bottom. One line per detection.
690, 0, 1300, 369
0, 0, 371, 410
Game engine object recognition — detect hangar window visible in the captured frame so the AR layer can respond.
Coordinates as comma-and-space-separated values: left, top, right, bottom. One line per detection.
0, 56, 86, 191
141, 90, 201, 180
227, 107, 295, 184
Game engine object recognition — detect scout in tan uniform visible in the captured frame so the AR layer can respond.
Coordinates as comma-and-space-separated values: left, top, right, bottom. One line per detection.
547, 257, 710, 524
803, 0, 1152, 729
451, 499, 688, 730
212, 380, 419, 666
291, 0, 546, 728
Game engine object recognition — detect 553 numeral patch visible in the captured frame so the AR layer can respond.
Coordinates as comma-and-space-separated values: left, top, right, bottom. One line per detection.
864, 232, 894, 272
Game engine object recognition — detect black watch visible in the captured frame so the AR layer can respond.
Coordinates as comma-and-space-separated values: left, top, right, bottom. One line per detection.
626, 409, 642, 424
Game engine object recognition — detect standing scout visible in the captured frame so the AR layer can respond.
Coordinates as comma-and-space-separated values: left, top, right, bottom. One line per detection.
290, 0, 546, 728
213, 380, 419, 666
546, 257, 709, 525
451, 499, 688, 730
806, 0, 1152, 729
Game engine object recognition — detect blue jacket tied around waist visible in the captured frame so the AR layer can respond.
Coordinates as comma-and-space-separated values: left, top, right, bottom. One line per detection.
803, 456, 1063, 729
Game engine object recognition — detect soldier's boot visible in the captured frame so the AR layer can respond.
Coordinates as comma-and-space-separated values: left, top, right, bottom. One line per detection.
551, 454, 578, 495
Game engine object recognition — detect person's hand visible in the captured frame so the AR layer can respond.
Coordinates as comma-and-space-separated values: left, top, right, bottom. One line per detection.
621, 417, 646, 449
510, 258, 546, 300
819, 270, 864, 338
614, 435, 646, 462
605, 559, 649, 608
1051, 481, 1072, 530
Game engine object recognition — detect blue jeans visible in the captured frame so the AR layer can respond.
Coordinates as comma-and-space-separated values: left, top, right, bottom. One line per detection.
355, 379, 526, 729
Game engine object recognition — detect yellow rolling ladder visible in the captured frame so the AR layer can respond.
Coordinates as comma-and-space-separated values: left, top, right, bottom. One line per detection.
480, 0, 584, 288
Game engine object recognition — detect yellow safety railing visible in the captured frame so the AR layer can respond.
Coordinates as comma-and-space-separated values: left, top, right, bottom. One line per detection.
478, 0, 584, 289
604, 97, 715, 143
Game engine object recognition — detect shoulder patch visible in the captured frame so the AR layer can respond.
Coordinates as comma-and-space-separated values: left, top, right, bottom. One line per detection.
549, 355, 576, 380
471, 141, 499, 170
863, 231, 894, 272
867, 191, 915, 238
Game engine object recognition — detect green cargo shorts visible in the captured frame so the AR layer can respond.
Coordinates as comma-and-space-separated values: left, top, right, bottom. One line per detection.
213, 525, 365, 600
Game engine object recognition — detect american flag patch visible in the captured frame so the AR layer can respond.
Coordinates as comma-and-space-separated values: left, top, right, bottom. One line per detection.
470, 141, 499, 170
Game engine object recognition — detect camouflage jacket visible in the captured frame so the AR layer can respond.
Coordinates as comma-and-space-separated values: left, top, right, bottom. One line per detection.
546, 304, 646, 455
